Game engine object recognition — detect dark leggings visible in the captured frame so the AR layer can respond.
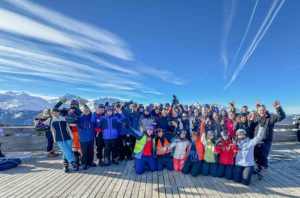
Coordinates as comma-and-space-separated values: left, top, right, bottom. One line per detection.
233, 165, 254, 185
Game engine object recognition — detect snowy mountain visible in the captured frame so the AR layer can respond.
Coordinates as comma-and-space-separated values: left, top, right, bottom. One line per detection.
0, 91, 124, 126
0, 91, 56, 111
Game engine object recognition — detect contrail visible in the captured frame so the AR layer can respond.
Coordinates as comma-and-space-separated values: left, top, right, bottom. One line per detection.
224, 0, 285, 90
227, 0, 259, 75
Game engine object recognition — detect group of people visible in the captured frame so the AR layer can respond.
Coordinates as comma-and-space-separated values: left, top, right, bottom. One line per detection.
34, 95, 286, 186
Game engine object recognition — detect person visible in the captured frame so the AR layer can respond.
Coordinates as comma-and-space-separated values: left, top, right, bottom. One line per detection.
55, 97, 82, 167
169, 111, 180, 139
91, 104, 105, 166
163, 130, 190, 171
292, 116, 300, 144
154, 128, 173, 171
222, 111, 236, 139
157, 106, 172, 140
34, 109, 58, 157
44, 108, 78, 172
234, 113, 255, 139
201, 130, 218, 177
0, 128, 5, 158
214, 130, 238, 180
77, 103, 96, 170
181, 130, 204, 177
240, 105, 250, 116
251, 100, 286, 179
127, 125, 156, 174
219, 109, 228, 121
97, 106, 124, 166
179, 113, 192, 140
114, 102, 131, 161
138, 106, 155, 132
233, 127, 265, 185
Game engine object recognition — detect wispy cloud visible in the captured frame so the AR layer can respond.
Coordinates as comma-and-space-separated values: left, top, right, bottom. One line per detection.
224, 0, 286, 90
227, 0, 259, 75
0, 0, 186, 99
220, 0, 238, 80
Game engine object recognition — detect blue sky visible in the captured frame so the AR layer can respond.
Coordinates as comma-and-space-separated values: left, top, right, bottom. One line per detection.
0, 0, 299, 113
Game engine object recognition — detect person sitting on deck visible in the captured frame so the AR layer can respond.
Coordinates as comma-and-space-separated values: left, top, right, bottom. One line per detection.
127, 125, 156, 174
233, 127, 265, 185
154, 128, 173, 171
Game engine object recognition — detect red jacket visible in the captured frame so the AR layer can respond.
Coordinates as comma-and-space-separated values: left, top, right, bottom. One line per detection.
224, 118, 236, 139
214, 139, 238, 165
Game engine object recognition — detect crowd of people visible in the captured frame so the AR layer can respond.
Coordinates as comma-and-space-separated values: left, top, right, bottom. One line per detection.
34, 95, 286, 186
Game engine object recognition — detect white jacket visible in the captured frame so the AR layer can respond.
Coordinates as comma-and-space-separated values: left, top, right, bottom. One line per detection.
168, 139, 189, 160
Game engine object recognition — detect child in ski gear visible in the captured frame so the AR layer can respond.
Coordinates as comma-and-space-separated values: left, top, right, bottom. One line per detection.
214, 130, 238, 179
201, 130, 218, 177
77, 104, 96, 170
44, 108, 78, 173
91, 104, 105, 166
181, 129, 204, 177
163, 130, 190, 171
233, 127, 265, 185
55, 97, 82, 166
97, 105, 124, 166
155, 128, 173, 171
128, 125, 156, 174
34, 109, 58, 157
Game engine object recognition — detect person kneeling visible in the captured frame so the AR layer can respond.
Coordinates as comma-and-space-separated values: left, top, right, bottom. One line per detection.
233, 127, 265, 185
181, 130, 204, 177
201, 130, 218, 177
155, 129, 173, 171
162, 130, 189, 171
128, 125, 156, 174
214, 130, 238, 180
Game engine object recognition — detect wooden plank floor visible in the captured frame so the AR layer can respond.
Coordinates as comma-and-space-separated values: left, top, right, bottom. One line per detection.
0, 144, 300, 198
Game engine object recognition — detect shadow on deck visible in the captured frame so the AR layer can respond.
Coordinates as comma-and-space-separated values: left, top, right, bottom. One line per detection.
0, 143, 299, 198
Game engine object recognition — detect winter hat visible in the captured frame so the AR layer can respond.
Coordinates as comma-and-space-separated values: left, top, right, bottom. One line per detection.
237, 129, 247, 135
70, 100, 79, 108
207, 130, 215, 136
105, 106, 113, 111
146, 125, 154, 131
97, 104, 105, 109
240, 113, 247, 118
42, 109, 51, 118
145, 106, 152, 112
221, 130, 229, 136
180, 130, 187, 135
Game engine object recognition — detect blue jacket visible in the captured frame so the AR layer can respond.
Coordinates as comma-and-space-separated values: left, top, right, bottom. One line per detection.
235, 127, 265, 167
114, 113, 131, 136
131, 111, 141, 130
77, 114, 95, 142
98, 114, 125, 140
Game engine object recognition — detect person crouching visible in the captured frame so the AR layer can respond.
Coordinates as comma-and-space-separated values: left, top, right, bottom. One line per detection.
233, 127, 265, 185
181, 131, 204, 177
155, 128, 173, 171
128, 125, 156, 174
201, 130, 218, 177
214, 130, 238, 180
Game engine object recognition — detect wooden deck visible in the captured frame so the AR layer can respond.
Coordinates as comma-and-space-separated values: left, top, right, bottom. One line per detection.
0, 143, 300, 198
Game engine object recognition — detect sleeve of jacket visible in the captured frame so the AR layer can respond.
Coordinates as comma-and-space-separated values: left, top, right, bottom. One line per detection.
250, 127, 266, 147
214, 143, 222, 154
53, 101, 63, 109
127, 128, 144, 140
270, 106, 286, 125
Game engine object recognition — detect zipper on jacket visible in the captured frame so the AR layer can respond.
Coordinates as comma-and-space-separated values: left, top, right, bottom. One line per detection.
58, 119, 64, 141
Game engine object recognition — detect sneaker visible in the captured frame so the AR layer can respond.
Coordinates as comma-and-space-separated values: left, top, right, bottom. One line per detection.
47, 151, 56, 158
71, 161, 79, 171
63, 166, 70, 173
